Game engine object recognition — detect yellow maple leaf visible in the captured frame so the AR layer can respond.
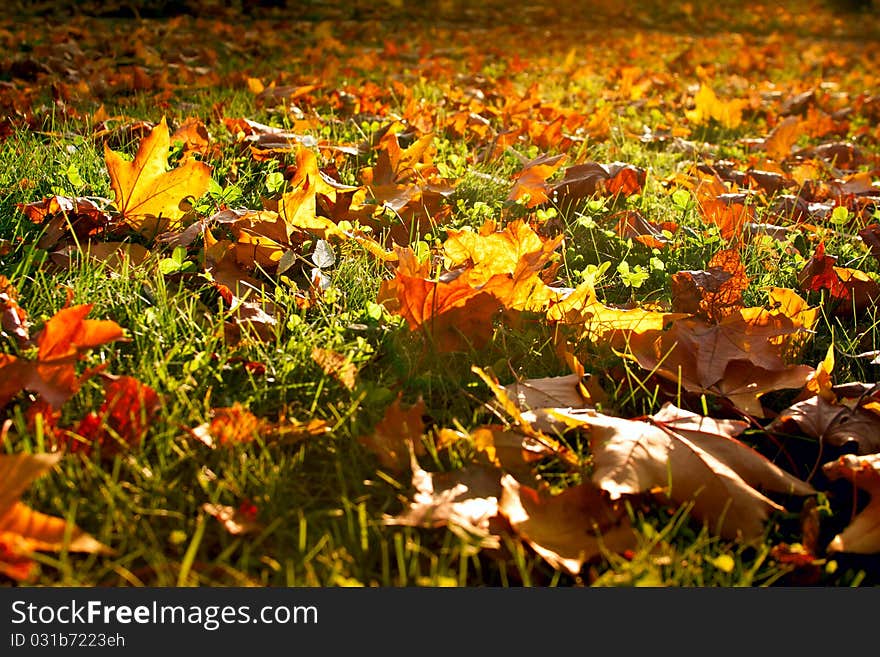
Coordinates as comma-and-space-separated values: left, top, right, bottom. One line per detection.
686, 85, 748, 129
105, 116, 212, 235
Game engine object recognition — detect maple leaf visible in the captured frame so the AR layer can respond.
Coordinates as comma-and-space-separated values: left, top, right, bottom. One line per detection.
16, 195, 112, 250
190, 403, 327, 449
547, 277, 688, 348
552, 404, 815, 540
384, 453, 502, 548
769, 373, 880, 455
0, 452, 112, 581
0, 304, 125, 409
358, 395, 426, 472
104, 116, 212, 235
686, 85, 748, 129
798, 243, 880, 314
472, 366, 582, 470
504, 373, 593, 412
499, 475, 637, 575
442, 219, 561, 285
671, 248, 749, 322
822, 453, 880, 554
66, 376, 159, 456
507, 153, 567, 208
440, 219, 565, 313
378, 255, 506, 352
697, 191, 755, 241
311, 347, 357, 391
549, 161, 646, 211
625, 296, 817, 416
614, 210, 675, 250
762, 115, 805, 162
797, 242, 850, 299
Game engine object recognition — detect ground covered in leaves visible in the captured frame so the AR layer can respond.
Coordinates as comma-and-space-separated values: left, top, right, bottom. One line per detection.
1, 0, 880, 586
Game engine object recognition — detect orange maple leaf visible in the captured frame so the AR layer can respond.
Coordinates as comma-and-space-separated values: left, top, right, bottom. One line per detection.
0, 304, 125, 409
508, 153, 567, 208
0, 452, 112, 581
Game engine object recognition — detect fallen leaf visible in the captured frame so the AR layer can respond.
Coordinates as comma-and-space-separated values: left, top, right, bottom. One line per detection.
686, 85, 748, 129
105, 116, 212, 235
358, 395, 426, 472
0, 452, 112, 581
547, 277, 688, 348
384, 454, 501, 547
66, 376, 159, 455
770, 385, 880, 456
378, 258, 504, 352
763, 116, 804, 161
549, 162, 645, 211
0, 304, 125, 409
311, 347, 357, 390
625, 297, 817, 416
823, 453, 880, 554
504, 373, 592, 412
555, 403, 815, 540
499, 474, 637, 575
0, 276, 29, 345
671, 248, 749, 322
508, 153, 567, 208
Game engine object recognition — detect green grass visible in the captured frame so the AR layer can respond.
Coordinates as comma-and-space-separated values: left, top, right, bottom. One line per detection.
2, 0, 880, 587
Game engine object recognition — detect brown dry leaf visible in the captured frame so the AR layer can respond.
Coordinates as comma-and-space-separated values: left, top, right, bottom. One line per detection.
0, 452, 112, 581
500, 475, 637, 575
49, 242, 151, 272
471, 366, 581, 469
311, 347, 357, 390
549, 162, 645, 210
504, 373, 592, 412
625, 297, 817, 416
0, 276, 29, 345
770, 375, 880, 455
202, 502, 262, 537
358, 395, 426, 472
671, 248, 749, 322
614, 210, 675, 249
105, 116, 212, 235
16, 195, 112, 250
384, 454, 502, 547
822, 454, 880, 554
858, 224, 880, 259
555, 403, 814, 540
469, 426, 548, 488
